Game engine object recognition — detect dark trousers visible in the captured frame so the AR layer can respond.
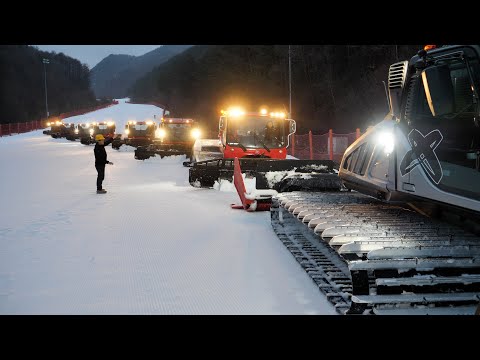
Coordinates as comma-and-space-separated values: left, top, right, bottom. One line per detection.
95, 165, 105, 190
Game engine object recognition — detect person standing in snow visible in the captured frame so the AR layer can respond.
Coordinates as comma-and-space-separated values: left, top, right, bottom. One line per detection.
94, 134, 114, 194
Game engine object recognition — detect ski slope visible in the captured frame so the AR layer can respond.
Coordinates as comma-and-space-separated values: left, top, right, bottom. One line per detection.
0, 100, 337, 315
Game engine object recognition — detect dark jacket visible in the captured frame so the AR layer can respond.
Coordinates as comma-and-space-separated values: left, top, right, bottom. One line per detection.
94, 137, 113, 166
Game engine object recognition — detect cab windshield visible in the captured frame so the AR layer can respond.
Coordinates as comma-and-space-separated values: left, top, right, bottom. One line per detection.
134, 124, 150, 131
226, 116, 285, 148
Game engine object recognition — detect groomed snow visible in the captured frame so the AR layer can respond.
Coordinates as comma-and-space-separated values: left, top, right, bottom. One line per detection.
0, 100, 337, 315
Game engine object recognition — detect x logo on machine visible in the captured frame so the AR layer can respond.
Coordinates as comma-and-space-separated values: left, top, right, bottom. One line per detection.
400, 129, 444, 184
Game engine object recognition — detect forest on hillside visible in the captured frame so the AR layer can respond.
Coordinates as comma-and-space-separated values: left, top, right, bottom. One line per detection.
90, 45, 192, 98
0, 45, 97, 124
129, 45, 421, 134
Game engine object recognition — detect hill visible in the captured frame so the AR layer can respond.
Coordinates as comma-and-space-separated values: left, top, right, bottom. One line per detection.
90, 45, 192, 98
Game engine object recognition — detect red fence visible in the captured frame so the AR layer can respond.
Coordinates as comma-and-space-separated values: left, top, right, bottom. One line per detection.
0, 101, 119, 137
288, 128, 361, 163
0, 121, 45, 137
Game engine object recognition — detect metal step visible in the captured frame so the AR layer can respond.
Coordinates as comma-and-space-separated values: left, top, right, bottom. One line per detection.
349, 258, 479, 271
352, 292, 480, 304
372, 305, 478, 315
367, 245, 480, 260
376, 274, 480, 287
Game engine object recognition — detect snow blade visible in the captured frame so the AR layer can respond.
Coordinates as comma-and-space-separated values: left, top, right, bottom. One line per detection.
134, 143, 192, 161
255, 159, 343, 192
189, 158, 259, 188
134, 146, 154, 160
231, 157, 275, 211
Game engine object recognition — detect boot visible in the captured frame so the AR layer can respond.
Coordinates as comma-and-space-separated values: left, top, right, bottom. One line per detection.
97, 189, 107, 194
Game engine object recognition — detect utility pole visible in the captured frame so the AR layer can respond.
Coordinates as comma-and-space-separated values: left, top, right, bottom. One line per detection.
43, 58, 50, 118
288, 45, 292, 118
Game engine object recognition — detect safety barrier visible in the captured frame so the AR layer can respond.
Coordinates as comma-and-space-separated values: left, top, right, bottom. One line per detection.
288, 128, 361, 163
0, 121, 44, 137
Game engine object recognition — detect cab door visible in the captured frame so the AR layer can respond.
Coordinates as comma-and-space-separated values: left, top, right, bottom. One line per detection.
399, 47, 480, 203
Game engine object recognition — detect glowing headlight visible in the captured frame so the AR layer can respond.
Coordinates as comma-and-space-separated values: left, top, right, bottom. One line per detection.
157, 129, 166, 138
107, 122, 114, 126
47, 122, 51, 126
191, 128, 201, 139
89, 129, 94, 135
74, 129, 79, 134
146, 121, 153, 125
125, 129, 130, 135
376, 131, 395, 155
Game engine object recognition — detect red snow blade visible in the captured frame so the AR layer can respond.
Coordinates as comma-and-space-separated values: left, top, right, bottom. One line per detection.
231, 157, 273, 212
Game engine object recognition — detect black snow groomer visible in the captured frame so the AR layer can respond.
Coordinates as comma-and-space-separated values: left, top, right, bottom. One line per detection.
81, 121, 117, 145
49, 121, 74, 138
120, 120, 157, 149
66, 122, 93, 141
134, 117, 200, 160
43, 119, 62, 135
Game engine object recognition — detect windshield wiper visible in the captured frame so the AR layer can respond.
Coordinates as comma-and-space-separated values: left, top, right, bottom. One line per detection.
258, 139, 271, 152
236, 142, 247, 152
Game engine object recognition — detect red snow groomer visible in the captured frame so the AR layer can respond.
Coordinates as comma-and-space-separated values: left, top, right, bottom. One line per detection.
188, 107, 342, 211
134, 117, 200, 160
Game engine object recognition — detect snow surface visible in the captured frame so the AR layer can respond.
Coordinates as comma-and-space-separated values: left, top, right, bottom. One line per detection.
0, 100, 337, 315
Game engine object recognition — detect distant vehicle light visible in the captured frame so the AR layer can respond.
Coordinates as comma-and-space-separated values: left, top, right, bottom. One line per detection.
125, 129, 130, 135
146, 121, 153, 125
260, 109, 268, 115
424, 45, 436, 51
227, 107, 245, 117
89, 129, 94, 135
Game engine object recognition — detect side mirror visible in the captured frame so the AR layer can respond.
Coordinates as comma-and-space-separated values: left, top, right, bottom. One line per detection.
219, 116, 226, 131
421, 65, 454, 116
288, 119, 296, 135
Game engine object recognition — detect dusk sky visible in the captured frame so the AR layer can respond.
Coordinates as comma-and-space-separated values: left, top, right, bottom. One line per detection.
31, 45, 163, 69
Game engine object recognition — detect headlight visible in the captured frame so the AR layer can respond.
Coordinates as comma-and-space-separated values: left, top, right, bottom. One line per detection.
376, 131, 394, 155
157, 129, 166, 138
74, 129, 79, 134
47, 122, 51, 126
191, 128, 201, 139
125, 129, 130, 135
89, 129, 94, 135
